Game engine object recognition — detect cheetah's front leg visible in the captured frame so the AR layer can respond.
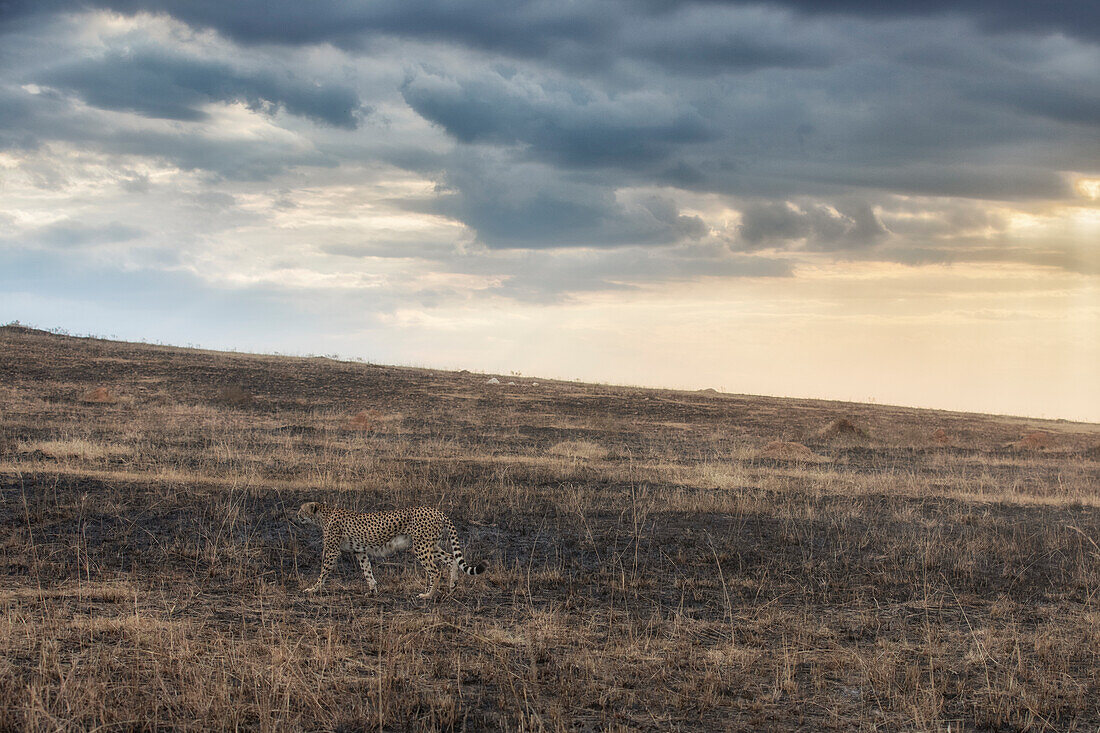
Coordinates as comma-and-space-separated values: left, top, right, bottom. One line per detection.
305, 533, 341, 594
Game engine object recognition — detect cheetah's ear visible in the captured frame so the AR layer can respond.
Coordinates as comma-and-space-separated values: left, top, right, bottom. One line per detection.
302, 501, 318, 515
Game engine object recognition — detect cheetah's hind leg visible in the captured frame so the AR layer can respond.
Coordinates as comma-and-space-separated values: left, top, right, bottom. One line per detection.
414, 542, 443, 599
433, 545, 459, 592
355, 551, 379, 593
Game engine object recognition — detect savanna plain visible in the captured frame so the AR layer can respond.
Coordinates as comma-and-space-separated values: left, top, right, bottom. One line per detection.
1, 325, 1099, 731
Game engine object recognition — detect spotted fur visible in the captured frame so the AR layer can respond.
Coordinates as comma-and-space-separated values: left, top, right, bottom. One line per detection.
295, 502, 486, 598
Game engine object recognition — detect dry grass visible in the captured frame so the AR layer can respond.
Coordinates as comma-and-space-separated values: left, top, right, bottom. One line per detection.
1, 325, 1099, 730
16, 439, 133, 461
1011, 431, 1056, 451
80, 386, 118, 404
546, 440, 609, 461
345, 409, 404, 431
755, 441, 829, 463
215, 385, 253, 406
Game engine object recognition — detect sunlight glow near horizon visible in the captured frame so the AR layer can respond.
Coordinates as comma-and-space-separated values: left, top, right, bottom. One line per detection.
6, 259, 1098, 423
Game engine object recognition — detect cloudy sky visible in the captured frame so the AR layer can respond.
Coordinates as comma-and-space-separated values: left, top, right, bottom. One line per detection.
1, 1, 1098, 421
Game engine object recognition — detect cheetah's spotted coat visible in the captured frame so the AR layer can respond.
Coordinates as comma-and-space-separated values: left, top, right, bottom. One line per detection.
295, 502, 486, 598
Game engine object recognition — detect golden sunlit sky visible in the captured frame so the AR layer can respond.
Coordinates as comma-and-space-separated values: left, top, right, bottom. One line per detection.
2, 3, 1098, 420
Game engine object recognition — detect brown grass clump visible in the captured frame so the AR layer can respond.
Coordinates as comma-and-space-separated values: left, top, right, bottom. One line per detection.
80, 386, 117, 404
755, 441, 829, 463
931, 427, 951, 445
0, 582, 136, 603
1011, 431, 1055, 451
215, 385, 253, 406
16, 439, 131, 460
814, 417, 868, 441
547, 440, 608, 460
345, 409, 403, 431
346, 409, 376, 430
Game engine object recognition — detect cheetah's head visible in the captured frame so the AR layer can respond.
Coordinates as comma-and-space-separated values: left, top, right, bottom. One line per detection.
296, 501, 324, 526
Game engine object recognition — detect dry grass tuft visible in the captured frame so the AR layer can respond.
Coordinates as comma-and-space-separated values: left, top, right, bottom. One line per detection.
931, 427, 951, 445
0, 582, 136, 603
215, 384, 253, 406
346, 409, 377, 430
16, 439, 131, 460
344, 409, 402, 431
814, 416, 868, 440
1011, 430, 1056, 451
80, 387, 118, 404
755, 441, 829, 463
547, 440, 608, 460
67, 616, 180, 635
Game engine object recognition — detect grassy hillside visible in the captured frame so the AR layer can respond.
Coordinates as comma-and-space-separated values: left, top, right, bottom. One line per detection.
1, 325, 1098, 730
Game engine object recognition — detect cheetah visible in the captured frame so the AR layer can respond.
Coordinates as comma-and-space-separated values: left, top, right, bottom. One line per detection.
295, 502, 486, 598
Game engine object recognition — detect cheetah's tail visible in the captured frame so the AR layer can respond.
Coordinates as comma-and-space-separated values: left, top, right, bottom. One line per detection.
446, 517, 487, 575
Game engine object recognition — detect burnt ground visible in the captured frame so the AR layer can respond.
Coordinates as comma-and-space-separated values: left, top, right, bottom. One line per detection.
1, 326, 1099, 730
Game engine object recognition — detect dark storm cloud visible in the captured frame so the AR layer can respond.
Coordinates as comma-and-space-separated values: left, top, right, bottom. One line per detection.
622, 5, 840, 75
0, 0, 616, 56
748, 0, 1100, 42
0, 81, 340, 180
7, 0, 1098, 51
0, 88, 39, 149
417, 155, 709, 249
401, 70, 713, 169
737, 200, 887, 251
377, 140, 715, 250
40, 49, 365, 128
2, 0, 1098, 278
970, 78, 1100, 128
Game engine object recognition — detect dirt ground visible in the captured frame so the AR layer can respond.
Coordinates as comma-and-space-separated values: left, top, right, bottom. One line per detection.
1, 325, 1098, 730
